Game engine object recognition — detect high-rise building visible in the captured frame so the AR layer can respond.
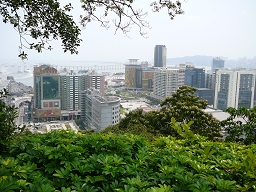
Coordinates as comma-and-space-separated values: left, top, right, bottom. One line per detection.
152, 67, 185, 101
81, 88, 120, 131
125, 59, 142, 89
195, 88, 214, 105
141, 68, 155, 91
33, 65, 61, 122
85, 73, 105, 95
33, 65, 106, 122
154, 45, 167, 68
125, 59, 156, 91
205, 72, 214, 90
214, 69, 256, 110
60, 73, 85, 111
212, 57, 224, 72
182, 63, 206, 88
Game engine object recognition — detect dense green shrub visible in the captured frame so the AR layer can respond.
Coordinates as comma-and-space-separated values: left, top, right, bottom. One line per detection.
1, 131, 255, 191
0, 89, 19, 153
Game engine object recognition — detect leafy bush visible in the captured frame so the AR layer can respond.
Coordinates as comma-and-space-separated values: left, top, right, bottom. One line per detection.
0, 89, 19, 153
1, 131, 255, 191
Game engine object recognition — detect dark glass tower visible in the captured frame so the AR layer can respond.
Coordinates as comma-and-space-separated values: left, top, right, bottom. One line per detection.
154, 45, 167, 68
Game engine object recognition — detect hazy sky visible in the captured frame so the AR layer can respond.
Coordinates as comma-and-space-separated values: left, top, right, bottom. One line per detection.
1, 0, 256, 63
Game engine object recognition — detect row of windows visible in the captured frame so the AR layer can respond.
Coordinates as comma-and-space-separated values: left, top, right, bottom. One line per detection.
112, 120, 119, 124
112, 115, 119, 119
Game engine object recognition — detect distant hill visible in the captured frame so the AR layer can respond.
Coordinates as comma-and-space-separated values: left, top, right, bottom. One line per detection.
167, 55, 214, 67
167, 55, 256, 69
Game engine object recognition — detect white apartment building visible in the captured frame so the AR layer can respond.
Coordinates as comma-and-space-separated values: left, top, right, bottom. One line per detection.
214, 69, 256, 110
60, 73, 85, 112
81, 88, 120, 131
85, 73, 105, 95
152, 67, 185, 101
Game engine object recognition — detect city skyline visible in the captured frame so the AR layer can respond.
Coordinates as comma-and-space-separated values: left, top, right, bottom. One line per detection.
0, 0, 256, 63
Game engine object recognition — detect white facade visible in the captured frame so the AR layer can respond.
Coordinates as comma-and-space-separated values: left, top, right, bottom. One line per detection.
214, 69, 256, 110
152, 68, 185, 101
92, 96, 120, 130
81, 89, 120, 131
60, 73, 85, 111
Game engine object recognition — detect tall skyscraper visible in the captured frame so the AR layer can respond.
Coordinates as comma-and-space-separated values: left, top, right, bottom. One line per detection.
154, 45, 167, 68
214, 69, 256, 110
212, 57, 224, 72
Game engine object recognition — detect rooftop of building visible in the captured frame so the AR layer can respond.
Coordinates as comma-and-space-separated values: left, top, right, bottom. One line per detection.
24, 121, 79, 134
204, 107, 245, 122
94, 95, 120, 103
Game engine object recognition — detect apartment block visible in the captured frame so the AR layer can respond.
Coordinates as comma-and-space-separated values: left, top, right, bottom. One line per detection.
152, 67, 185, 101
181, 63, 206, 88
214, 69, 256, 110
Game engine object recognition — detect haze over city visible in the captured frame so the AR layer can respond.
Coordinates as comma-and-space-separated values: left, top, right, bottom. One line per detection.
1, 0, 256, 64
1, 2, 256, 188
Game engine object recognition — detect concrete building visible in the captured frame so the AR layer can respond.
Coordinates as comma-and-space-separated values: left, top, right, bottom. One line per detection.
154, 45, 167, 68
212, 57, 224, 72
60, 73, 85, 111
33, 65, 106, 122
81, 88, 120, 131
85, 72, 105, 95
195, 88, 214, 106
214, 69, 256, 110
125, 59, 156, 91
181, 63, 206, 88
125, 59, 142, 90
206, 72, 214, 90
142, 68, 155, 91
33, 65, 61, 122
152, 67, 185, 101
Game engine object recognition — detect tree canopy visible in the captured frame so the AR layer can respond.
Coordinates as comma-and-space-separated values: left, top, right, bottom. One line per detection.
160, 86, 221, 140
221, 106, 256, 145
0, 0, 184, 58
0, 89, 19, 153
104, 86, 221, 141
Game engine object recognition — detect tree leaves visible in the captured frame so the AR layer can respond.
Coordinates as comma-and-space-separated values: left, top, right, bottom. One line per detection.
222, 106, 256, 145
1, 131, 256, 191
160, 86, 221, 140
0, 0, 81, 58
0, 89, 19, 153
1, 0, 184, 58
